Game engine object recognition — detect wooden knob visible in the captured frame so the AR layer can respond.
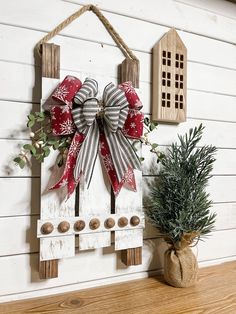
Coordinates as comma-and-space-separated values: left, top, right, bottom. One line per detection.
130, 216, 140, 226
89, 218, 100, 230
74, 220, 85, 232
118, 217, 128, 228
41, 222, 54, 235
58, 221, 70, 233
104, 218, 115, 229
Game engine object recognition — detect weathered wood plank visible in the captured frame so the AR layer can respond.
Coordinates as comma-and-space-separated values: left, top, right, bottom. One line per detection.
39, 43, 75, 274
121, 246, 142, 266
42, 44, 60, 78
119, 58, 140, 88
39, 259, 58, 280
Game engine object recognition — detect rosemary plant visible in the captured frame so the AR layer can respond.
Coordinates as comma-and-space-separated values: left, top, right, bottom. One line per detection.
146, 124, 217, 245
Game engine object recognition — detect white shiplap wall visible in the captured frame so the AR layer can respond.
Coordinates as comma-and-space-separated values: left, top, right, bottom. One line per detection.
0, 0, 236, 303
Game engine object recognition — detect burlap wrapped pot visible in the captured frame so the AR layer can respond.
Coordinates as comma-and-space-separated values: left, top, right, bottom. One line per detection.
164, 233, 199, 288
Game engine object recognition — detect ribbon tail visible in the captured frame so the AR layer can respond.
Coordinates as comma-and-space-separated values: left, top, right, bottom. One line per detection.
116, 130, 141, 172
99, 131, 122, 195
74, 120, 100, 188
99, 134, 136, 196
104, 127, 141, 195
113, 167, 137, 197
123, 167, 137, 191
50, 132, 84, 198
105, 127, 141, 181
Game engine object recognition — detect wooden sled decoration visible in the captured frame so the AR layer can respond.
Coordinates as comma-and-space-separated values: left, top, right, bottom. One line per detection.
152, 28, 187, 123
36, 5, 143, 279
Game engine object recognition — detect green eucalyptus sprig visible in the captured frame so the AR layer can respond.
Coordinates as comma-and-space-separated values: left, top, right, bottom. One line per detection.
13, 112, 71, 169
14, 112, 164, 170
133, 117, 165, 163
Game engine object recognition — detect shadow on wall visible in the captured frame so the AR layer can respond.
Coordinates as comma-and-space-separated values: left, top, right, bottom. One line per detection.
1, 104, 40, 177
142, 173, 167, 279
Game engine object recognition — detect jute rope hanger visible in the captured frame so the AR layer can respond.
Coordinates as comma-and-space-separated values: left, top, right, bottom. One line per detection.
35, 4, 138, 61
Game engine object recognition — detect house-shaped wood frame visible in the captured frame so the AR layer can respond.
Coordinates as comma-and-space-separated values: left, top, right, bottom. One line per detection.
152, 28, 187, 123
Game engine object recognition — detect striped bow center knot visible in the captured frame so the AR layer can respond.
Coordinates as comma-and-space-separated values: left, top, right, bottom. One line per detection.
96, 101, 104, 118
72, 78, 129, 133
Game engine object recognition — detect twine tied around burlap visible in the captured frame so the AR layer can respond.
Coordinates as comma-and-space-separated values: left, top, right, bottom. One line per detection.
164, 232, 199, 288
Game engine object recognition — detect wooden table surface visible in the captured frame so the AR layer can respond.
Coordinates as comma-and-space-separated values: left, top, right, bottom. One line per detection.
1, 261, 236, 313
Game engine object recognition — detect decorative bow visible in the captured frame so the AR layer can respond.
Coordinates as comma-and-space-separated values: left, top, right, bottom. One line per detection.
49, 76, 143, 198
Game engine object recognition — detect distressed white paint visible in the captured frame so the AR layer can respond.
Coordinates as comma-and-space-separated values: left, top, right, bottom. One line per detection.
78, 157, 111, 250
41, 78, 60, 104
37, 212, 144, 238
115, 170, 143, 250
115, 228, 143, 251
39, 77, 76, 260
40, 236, 75, 261
0, 202, 236, 257
0, 0, 236, 303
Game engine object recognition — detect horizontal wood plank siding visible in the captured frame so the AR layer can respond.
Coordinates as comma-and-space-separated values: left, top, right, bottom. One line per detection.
0, 0, 235, 302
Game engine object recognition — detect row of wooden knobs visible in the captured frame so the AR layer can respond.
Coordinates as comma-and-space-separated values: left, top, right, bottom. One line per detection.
41, 216, 141, 235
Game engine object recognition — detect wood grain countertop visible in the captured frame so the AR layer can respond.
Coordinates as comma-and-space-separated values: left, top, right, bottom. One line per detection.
1, 261, 236, 313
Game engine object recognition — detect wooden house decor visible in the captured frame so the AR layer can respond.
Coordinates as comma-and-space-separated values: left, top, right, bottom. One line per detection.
152, 28, 187, 123
35, 5, 144, 279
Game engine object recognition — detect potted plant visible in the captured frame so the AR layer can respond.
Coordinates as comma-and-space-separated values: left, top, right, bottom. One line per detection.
146, 124, 217, 287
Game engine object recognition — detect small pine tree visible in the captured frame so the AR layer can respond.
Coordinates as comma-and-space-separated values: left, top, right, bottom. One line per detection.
146, 124, 217, 246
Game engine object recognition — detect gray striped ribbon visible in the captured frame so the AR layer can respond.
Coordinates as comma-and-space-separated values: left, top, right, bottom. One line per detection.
72, 78, 141, 187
